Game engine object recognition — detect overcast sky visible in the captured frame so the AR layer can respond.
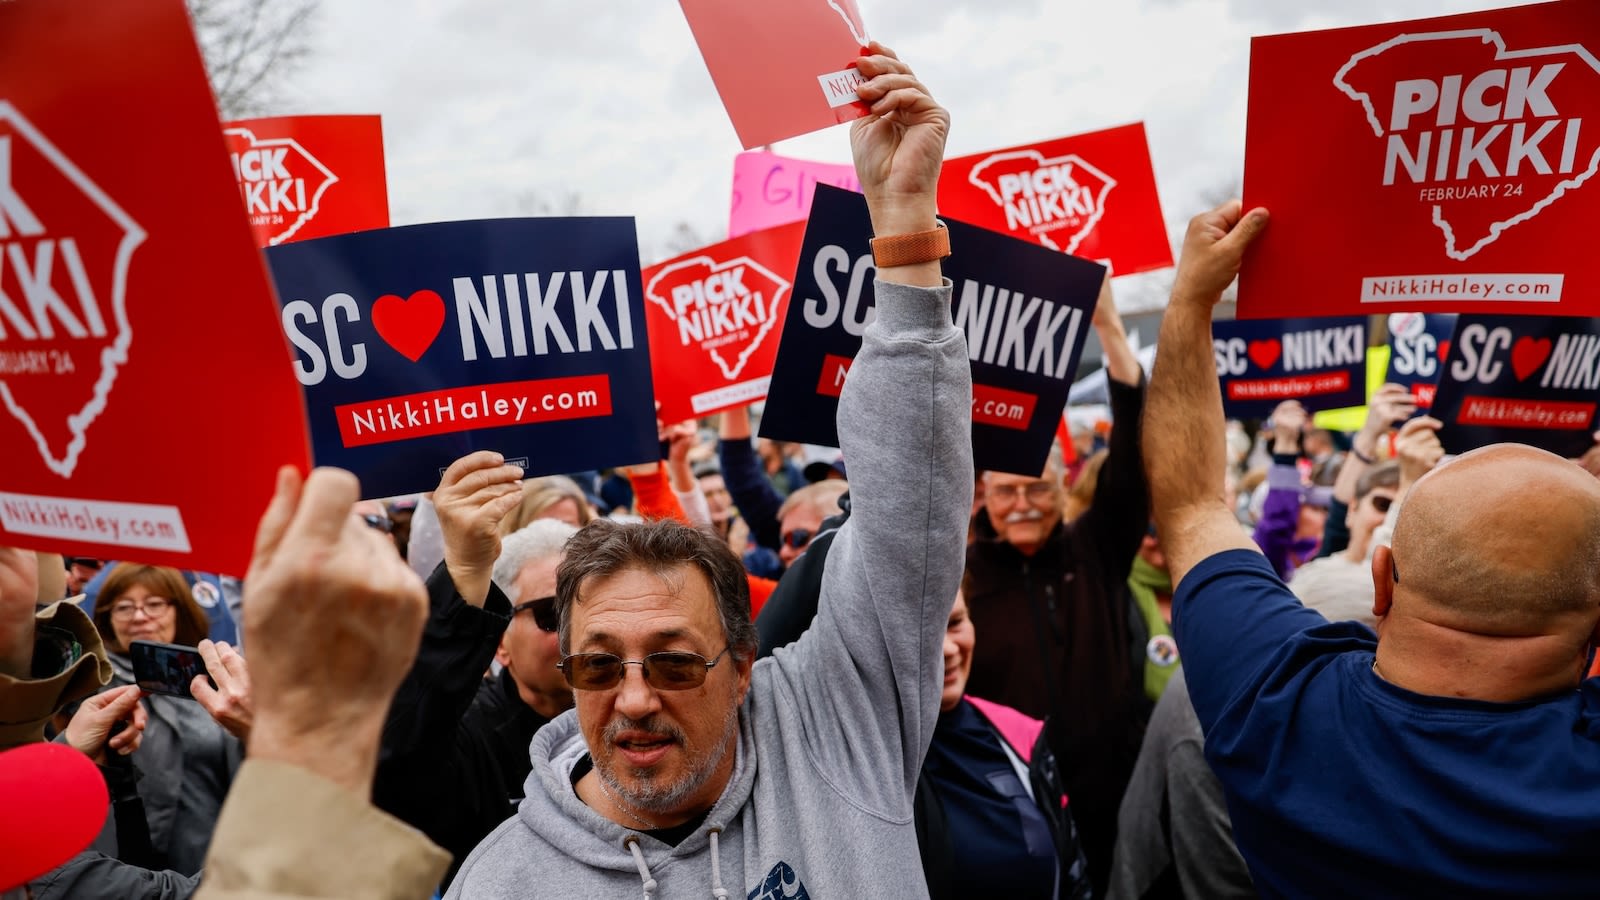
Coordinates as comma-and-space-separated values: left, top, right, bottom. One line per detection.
277, 0, 1541, 312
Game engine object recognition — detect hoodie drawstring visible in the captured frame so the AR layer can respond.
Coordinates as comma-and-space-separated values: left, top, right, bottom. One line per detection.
709, 827, 730, 899
624, 826, 732, 898
625, 835, 658, 898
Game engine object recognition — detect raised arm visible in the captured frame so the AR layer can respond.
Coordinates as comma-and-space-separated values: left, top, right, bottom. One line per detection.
717, 406, 786, 551
777, 44, 972, 807
1144, 202, 1270, 589
1077, 276, 1151, 582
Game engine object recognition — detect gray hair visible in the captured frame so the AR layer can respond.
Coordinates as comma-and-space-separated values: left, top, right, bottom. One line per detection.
493, 518, 579, 603
554, 518, 755, 659
777, 479, 849, 521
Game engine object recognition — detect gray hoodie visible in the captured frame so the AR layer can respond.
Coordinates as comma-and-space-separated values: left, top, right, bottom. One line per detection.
446, 279, 973, 898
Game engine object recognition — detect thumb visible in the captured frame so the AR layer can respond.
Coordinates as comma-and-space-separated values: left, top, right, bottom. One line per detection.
96, 685, 143, 718
1217, 206, 1270, 255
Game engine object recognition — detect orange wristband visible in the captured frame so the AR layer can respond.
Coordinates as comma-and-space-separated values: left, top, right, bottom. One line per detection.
869, 221, 950, 268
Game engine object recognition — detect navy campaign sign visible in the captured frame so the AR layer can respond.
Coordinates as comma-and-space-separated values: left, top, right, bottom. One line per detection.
1212, 316, 1368, 419
1382, 312, 1456, 410
761, 184, 1104, 476
265, 218, 656, 498
1432, 315, 1600, 457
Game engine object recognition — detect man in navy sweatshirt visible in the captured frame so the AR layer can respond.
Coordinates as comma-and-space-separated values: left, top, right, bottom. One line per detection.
1143, 200, 1600, 898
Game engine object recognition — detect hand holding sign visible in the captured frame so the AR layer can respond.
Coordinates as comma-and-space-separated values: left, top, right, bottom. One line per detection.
850, 44, 947, 244
1270, 400, 1309, 453
435, 452, 525, 609
1362, 383, 1419, 440
1572, 432, 1600, 479
1394, 416, 1446, 491
1172, 201, 1270, 306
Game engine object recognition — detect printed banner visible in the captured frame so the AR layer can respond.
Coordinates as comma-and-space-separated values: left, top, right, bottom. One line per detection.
761, 184, 1104, 476
678, 0, 871, 148
0, 0, 311, 575
939, 123, 1174, 276
643, 221, 806, 424
265, 218, 657, 498
223, 115, 389, 247
728, 151, 860, 239
1382, 312, 1457, 408
1240, 0, 1600, 318
1212, 317, 1369, 418
1432, 315, 1600, 457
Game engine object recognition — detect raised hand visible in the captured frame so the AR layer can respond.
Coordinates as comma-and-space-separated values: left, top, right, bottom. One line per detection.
1270, 400, 1308, 455
0, 546, 38, 677
1393, 416, 1446, 490
435, 451, 525, 607
1171, 200, 1270, 306
242, 466, 429, 794
850, 43, 948, 241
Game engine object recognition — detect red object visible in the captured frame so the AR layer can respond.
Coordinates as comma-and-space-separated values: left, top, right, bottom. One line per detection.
643, 222, 806, 424
0, 743, 108, 889
939, 123, 1175, 276
222, 115, 389, 247
1241, 0, 1600, 318
0, 0, 312, 575
677, 0, 871, 148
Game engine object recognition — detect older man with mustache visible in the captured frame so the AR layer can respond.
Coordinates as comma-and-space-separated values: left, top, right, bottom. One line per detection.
962, 274, 1150, 893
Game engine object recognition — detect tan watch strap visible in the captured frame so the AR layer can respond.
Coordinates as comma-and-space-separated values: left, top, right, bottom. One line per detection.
869, 221, 950, 268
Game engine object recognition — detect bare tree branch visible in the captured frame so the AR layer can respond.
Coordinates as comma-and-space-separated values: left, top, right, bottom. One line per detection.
186, 0, 320, 120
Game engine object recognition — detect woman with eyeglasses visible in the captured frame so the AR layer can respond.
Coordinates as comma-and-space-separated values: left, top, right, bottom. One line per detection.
86, 563, 240, 876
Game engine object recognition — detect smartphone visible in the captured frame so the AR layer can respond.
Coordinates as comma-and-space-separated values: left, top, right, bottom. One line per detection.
128, 640, 214, 699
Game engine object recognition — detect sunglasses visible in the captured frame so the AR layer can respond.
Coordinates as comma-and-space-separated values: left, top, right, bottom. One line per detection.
359, 512, 394, 533
781, 528, 813, 551
1367, 495, 1393, 514
511, 595, 559, 633
557, 646, 731, 691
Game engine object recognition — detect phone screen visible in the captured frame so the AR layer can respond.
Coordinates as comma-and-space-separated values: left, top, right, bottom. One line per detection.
128, 640, 212, 699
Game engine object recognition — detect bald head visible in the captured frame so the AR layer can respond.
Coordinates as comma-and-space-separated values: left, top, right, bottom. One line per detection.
1390, 444, 1600, 635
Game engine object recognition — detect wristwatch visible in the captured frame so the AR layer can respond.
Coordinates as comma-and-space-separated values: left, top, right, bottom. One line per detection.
870, 221, 950, 267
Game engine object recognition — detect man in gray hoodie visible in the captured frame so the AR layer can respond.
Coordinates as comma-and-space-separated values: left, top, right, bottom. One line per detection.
446, 42, 973, 899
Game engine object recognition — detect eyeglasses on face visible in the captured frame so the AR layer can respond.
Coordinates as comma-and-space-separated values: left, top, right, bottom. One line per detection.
781, 528, 813, 551
111, 598, 173, 621
557, 646, 731, 691
1367, 494, 1394, 514
359, 512, 394, 533
988, 481, 1055, 504
511, 595, 559, 633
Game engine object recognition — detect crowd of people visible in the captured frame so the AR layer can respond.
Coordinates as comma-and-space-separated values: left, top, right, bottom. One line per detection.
3, 43, 1600, 900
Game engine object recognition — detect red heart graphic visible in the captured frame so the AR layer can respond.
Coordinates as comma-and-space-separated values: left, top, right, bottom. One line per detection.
1510, 336, 1551, 382
371, 290, 445, 362
1247, 338, 1281, 371
1436, 340, 1450, 363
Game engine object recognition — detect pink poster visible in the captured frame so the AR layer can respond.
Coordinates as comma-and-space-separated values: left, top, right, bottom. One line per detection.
728, 151, 860, 239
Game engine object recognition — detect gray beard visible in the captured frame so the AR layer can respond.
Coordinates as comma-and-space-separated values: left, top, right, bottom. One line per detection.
601, 703, 740, 815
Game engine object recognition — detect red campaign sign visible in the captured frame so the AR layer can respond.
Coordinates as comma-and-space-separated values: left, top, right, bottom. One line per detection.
222, 115, 389, 247
938, 123, 1174, 276
678, 0, 871, 149
643, 222, 806, 424
0, 0, 311, 575
1240, 0, 1600, 318
813, 354, 1038, 430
